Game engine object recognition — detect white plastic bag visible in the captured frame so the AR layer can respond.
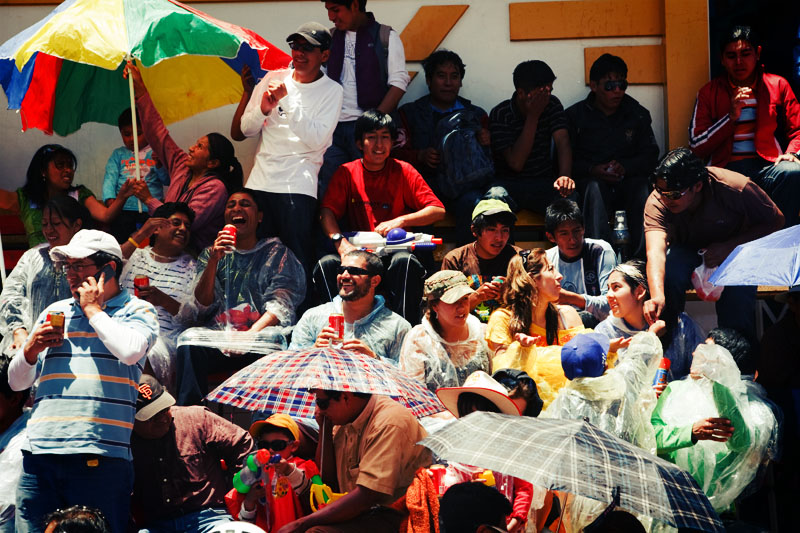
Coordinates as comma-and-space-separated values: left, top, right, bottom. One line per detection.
691, 250, 724, 302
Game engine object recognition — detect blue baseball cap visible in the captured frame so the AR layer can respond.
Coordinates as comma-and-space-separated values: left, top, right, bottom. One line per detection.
561, 333, 610, 380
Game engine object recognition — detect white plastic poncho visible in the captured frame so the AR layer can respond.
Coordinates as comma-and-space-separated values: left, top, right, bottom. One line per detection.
177, 238, 306, 354
120, 247, 197, 389
400, 314, 491, 392
0, 410, 29, 526
595, 311, 705, 381
651, 343, 781, 512
542, 332, 662, 453
0, 244, 71, 356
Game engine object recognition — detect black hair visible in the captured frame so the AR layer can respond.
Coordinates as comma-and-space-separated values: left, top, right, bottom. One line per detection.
456, 392, 502, 418
343, 249, 384, 277
545, 198, 583, 234
708, 327, 755, 375
150, 202, 195, 247
87, 251, 123, 280
23, 144, 78, 206
323, 389, 372, 401
720, 25, 760, 52
205, 132, 243, 194
44, 196, 92, 231
513, 60, 556, 92
440, 482, 512, 533
588, 510, 646, 533
321, 0, 366, 12
422, 49, 466, 81
43, 505, 111, 533
471, 211, 516, 235
493, 369, 543, 417
117, 108, 141, 130
0, 356, 31, 405
353, 109, 397, 142
589, 53, 628, 82
650, 147, 708, 191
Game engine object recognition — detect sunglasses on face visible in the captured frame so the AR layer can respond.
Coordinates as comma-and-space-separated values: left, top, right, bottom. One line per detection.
289, 41, 319, 52
654, 185, 691, 200
257, 439, 293, 452
337, 265, 370, 276
315, 395, 339, 410
603, 79, 628, 91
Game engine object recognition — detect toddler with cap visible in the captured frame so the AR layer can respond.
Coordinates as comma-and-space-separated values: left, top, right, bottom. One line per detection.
225, 414, 319, 532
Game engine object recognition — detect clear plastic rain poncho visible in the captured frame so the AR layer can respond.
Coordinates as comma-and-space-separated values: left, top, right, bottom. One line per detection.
177, 238, 306, 355
651, 343, 781, 512
120, 247, 197, 390
0, 244, 71, 356
400, 314, 491, 392
542, 332, 663, 453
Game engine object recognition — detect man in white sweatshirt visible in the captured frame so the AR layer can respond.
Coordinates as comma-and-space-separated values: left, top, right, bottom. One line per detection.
239, 22, 344, 275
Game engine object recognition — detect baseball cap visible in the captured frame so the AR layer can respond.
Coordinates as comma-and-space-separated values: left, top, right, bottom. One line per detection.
135, 374, 176, 421
437, 371, 521, 417
561, 333, 610, 380
471, 199, 516, 223
249, 413, 300, 441
424, 270, 474, 304
287, 22, 332, 50
50, 229, 122, 263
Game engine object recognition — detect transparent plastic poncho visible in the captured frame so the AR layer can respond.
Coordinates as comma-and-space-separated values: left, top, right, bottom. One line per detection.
542, 332, 662, 453
651, 344, 781, 512
177, 238, 306, 355
0, 245, 71, 356
400, 314, 491, 392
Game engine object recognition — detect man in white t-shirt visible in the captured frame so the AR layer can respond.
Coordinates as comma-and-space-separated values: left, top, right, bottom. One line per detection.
317, 0, 411, 198
239, 22, 343, 275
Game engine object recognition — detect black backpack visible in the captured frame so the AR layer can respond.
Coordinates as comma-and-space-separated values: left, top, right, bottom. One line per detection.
434, 110, 494, 199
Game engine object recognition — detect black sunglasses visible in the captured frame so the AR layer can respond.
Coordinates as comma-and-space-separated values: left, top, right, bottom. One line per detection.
603, 79, 628, 91
315, 395, 339, 410
654, 185, 691, 201
289, 41, 319, 52
257, 439, 293, 451
337, 265, 371, 276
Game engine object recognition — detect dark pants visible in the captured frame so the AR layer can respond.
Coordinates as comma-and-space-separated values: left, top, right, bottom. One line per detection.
175, 345, 263, 406
489, 178, 576, 214
318, 121, 361, 200
313, 252, 426, 325
16, 452, 133, 533
578, 176, 649, 258
664, 244, 756, 342
109, 210, 150, 244
305, 506, 405, 533
727, 157, 800, 227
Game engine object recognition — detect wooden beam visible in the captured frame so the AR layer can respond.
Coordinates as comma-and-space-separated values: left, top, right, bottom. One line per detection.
583, 45, 665, 85
399, 5, 469, 62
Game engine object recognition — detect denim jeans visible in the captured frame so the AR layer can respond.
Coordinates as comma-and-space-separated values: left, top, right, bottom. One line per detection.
663, 243, 756, 342
15, 452, 133, 533
727, 157, 800, 227
318, 121, 362, 199
138, 508, 232, 533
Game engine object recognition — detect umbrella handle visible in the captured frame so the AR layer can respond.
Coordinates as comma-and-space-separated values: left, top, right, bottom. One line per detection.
127, 55, 143, 214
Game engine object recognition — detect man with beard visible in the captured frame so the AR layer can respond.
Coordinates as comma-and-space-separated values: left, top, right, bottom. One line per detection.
290, 250, 410, 364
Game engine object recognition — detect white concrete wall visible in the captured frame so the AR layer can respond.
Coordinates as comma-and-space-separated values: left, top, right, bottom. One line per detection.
0, 0, 666, 196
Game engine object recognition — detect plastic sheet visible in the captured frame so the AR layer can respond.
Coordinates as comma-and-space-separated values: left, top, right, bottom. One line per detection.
400, 315, 491, 392
652, 344, 781, 512
0, 411, 29, 524
0, 244, 71, 356
542, 332, 662, 453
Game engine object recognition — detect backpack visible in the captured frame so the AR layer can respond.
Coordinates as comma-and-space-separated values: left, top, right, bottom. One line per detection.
434, 110, 495, 199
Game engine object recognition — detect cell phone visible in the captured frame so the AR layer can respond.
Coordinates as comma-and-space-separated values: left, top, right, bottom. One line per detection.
93, 263, 116, 283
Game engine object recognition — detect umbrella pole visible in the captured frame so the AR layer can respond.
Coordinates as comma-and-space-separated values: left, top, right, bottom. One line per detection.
127, 56, 143, 214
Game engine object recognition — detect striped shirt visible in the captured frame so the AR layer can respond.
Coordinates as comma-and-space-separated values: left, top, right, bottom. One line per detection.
120, 247, 196, 344
489, 93, 568, 181
731, 95, 757, 160
23, 291, 158, 460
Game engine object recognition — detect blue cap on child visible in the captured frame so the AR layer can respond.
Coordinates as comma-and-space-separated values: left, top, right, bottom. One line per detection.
561, 333, 610, 380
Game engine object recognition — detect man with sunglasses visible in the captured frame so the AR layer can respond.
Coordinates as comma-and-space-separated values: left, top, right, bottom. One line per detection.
566, 54, 659, 258
238, 22, 343, 278
8, 230, 159, 533
643, 148, 783, 343
293, 250, 410, 364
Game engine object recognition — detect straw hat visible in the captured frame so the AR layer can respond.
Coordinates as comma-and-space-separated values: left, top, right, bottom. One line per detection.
436, 371, 521, 417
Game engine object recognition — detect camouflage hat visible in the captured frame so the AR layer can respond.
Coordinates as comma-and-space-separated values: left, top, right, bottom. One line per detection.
424, 270, 474, 304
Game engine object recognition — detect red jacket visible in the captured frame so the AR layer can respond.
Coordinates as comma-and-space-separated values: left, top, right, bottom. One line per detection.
689, 70, 800, 166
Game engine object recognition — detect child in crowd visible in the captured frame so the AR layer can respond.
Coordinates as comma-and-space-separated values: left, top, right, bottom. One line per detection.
102, 108, 169, 243
544, 198, 617, 323
226, 414, 319, 532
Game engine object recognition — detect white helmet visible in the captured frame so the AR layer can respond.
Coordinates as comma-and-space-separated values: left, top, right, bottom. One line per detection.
208, 521, 266, 533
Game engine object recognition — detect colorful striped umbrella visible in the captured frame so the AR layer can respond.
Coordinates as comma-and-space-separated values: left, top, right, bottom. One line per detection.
0, 0, 291, 136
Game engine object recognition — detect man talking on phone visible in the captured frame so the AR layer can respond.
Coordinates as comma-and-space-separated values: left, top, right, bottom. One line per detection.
8, 229, 159, 533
